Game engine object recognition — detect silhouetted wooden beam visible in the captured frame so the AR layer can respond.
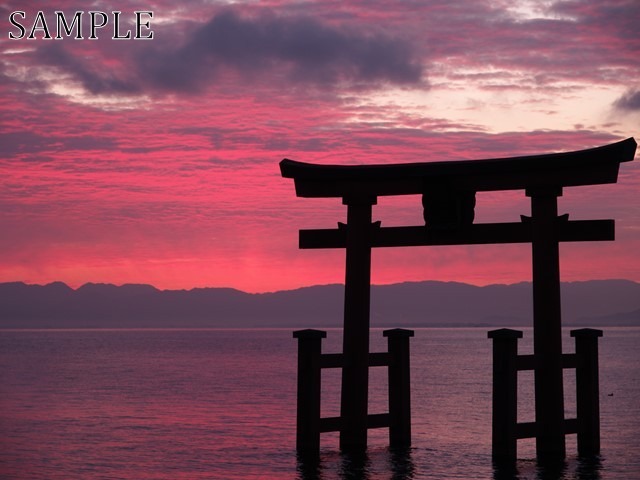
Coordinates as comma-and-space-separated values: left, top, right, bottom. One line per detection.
318, 352, 390, 368
515, 418, 579, 439
280, 138, 636, 198
299, 220, 615, 249
319, 416, 342, 433
319, 413, 392, 433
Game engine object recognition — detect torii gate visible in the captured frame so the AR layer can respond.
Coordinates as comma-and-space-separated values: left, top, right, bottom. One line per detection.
280, 137, 636, 461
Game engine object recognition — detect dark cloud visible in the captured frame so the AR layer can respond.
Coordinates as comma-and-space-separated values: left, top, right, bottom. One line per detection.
143, 9, 423, 92
11, 2, 639, 99
614, 88, 640, 111
551, 0, 640, 41
26, 8, 423, 97
407, 0, 639, 87
35, 43, 141, 95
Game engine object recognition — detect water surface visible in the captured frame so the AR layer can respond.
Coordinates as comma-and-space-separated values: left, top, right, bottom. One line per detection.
1, 328, 638, 479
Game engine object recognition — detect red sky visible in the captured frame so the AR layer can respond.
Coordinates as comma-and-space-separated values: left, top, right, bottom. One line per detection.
1, 1, 638, 292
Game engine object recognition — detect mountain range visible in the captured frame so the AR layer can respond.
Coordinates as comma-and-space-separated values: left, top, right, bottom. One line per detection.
1, 279, 639, 329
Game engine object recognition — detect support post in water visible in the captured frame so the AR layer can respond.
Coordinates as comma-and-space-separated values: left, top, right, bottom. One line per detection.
385, 328, 415, 448
571, 328, 603, 457
488, 328, 523, 461
293, 329, 326, 455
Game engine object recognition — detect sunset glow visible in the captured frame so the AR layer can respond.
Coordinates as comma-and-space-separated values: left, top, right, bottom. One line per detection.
1, 1, 638, 292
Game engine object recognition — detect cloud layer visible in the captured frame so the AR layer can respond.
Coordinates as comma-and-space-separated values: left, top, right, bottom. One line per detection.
17, 8, 424, 97
615, 88, 640, 111
151, 9, 424, 90
0, 1, 638, 291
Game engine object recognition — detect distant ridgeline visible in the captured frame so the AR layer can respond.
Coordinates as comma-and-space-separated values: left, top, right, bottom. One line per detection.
0, 280, 638, 329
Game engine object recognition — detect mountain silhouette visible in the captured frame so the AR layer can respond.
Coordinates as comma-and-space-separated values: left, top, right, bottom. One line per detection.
0, 280, 638, 329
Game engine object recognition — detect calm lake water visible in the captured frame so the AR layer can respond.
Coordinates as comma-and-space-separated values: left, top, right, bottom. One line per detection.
1, 328, 638, 479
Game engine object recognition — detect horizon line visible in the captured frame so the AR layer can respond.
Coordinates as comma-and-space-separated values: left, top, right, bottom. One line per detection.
2, 277, 638, 294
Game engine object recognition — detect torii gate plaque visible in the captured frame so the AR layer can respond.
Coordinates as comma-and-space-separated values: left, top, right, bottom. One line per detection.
280, 137, 636, 460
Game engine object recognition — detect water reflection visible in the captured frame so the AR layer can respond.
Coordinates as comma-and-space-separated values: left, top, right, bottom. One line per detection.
534, 457, 568, 480
339, 450, 371, 479
492, 455, 602, 480
297, 447, 415, 479
296, 452, 322, 480
574, 456, 603, 480
492, 458, 520, 480
388, 447, 416, 479
299, 449, 602, 479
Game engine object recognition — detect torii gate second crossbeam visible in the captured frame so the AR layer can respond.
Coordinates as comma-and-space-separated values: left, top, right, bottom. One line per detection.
280, 137, 636, 460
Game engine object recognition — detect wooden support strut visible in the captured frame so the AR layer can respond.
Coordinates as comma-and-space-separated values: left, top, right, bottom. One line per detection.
385, 328, 415, 449
488, 328, 604, 461
293, 329, 326, 455
293, 328, 414, 454
488, 328, 522, 461
571, 328, 604, 457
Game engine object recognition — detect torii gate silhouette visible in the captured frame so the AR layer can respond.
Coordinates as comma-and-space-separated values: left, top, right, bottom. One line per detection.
280, 137, 636, 461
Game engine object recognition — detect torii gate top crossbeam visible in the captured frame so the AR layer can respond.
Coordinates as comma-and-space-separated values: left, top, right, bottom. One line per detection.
280, 138, 636, 199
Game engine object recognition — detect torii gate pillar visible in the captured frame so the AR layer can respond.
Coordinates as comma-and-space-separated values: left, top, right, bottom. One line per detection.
528, 187, 566, 459
340, 195, 376, 450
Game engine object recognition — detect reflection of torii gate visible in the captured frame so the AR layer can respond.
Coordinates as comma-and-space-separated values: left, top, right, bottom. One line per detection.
280, 137, 636, 460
